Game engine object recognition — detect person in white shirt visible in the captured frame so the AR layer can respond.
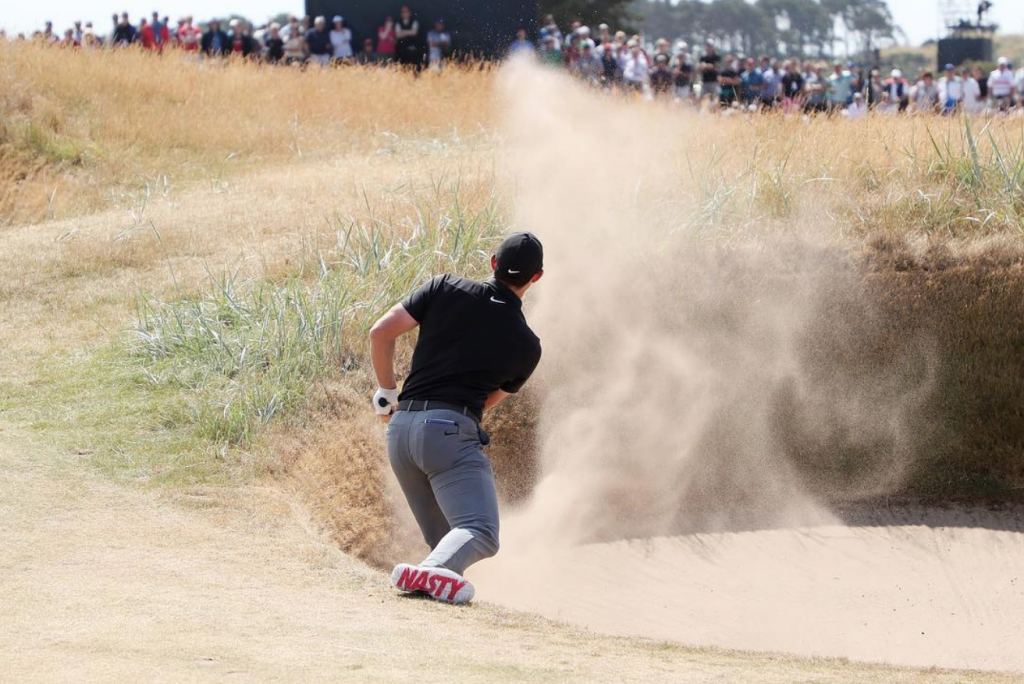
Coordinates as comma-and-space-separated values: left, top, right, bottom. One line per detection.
961, 67, 984, 114
938, 63, 963, 114
621, 41, 649, 94
1016, 65, 1024, 108
330, 15, 352, 61
987, 57, 1016, 111
844, 92, 868, 118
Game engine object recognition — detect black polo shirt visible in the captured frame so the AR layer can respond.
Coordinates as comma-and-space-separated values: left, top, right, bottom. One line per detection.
398, 274, 541, 418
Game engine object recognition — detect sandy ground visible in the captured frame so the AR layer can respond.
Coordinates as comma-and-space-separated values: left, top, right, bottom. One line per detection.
2, 422, 1019, 684
477, 511, 1024, 673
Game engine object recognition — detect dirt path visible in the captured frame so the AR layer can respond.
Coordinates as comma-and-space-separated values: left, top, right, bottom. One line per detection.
1, 423, 1016, 684
478, 512, 1024, 672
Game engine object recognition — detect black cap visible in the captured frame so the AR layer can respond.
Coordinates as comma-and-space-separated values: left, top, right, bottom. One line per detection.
495, 232, 543, 286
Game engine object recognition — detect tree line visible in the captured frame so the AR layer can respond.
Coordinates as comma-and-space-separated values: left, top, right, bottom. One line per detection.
540, 0, 900, 60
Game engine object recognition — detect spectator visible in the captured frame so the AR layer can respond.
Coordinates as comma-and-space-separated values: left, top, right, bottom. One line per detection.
845, 92, 868, 119
962, 67, 984, 114
650, 53, 673, 99
883, 69, 910, 112
280, 15, 298, 39
140, 13, 169, 51
974, 66, 989, 105
563, 23, 585, 67
761, 57, 780, 107
1016, 62, 1024, 107
540, 15, 563, 49
938, 64, 963, 114
827, 63, 854, 111
42, 21, 58, 43
596, 23, 612, 47
510, 29, 533, 55
228, 19, 256, 58
395, 6, 422, 69
912, 71, 940, 112
572, 41, 602, 86
377, 16, 396, 62
741, 57, 764, 105
355, 38, 377, 65
987, 57, 1015, 111
672, 44, 694, 101
264, 23, 285, 63
152, 12, 169, 51
426, 19, 451, 71
60, 28, 78, 48
652, 37, 672, 66
698, 40, 720, 103
305, 16, 332, 66
72, 21, 83, 44
283, 24, 307, 64
866, 69, 884, 108
718, 55, 741, 107
540, 33, 562, 68
201, 19, 229, 57
780, 60, 805, 111
330, 16, 352, 62
112, 13, 137, 46
82, 23, 100, 48
598, 40, 620, 88
177, 16, 200, 52
622, 41, 649, 94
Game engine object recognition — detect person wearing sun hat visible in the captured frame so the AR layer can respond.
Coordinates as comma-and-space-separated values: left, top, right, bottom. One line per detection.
987, 57, 1016, 111
939, 63, 963, 114
329, 15, 352, 61
368, 233, 544, 604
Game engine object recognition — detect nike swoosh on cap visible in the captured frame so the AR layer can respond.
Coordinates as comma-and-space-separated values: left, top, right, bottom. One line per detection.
507, 269, 520, 274
490, 296, 506, 304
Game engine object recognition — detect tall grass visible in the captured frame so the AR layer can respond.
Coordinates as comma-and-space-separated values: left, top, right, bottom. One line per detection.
0, 40, 496, 224
129, 183, 504, 446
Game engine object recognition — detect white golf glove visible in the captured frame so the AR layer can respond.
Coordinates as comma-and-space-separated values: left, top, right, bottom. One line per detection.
373, 387, 400, 416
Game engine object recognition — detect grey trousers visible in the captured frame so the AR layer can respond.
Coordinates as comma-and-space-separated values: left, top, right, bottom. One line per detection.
386, 408, 499, 575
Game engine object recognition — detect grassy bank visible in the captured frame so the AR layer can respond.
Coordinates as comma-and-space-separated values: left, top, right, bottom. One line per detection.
2, 45, 1023, 565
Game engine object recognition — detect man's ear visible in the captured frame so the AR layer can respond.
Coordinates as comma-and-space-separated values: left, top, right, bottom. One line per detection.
491, 254, 498, 271
531, 269, 544, 284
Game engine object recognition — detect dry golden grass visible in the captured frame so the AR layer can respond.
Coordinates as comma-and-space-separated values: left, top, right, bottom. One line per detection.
0, 40, 496, 225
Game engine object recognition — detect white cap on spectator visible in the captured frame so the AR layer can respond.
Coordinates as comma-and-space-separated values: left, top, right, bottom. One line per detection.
333, 15, 343, 23
229, 18, 239, 28
997, 56, 1008, 65
598, 23, 609, 30
891, 68, 902, 78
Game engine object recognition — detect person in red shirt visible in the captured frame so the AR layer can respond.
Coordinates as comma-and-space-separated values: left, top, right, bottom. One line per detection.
176, 16, 200, 52
377, 16, 396, 62
139, 18, 155, 49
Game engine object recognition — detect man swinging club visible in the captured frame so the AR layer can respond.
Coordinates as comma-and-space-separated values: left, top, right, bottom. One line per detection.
368, 232, 544, 604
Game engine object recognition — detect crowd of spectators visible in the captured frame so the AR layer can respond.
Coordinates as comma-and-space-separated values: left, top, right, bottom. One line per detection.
6, 10, 1024, 115
3, 7, 453, 70
519, 16, 1024, 116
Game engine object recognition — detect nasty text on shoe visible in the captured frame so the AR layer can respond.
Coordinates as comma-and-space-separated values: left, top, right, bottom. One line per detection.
393, 565, 472, 603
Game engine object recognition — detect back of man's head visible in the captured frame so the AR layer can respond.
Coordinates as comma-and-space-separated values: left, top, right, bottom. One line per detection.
494, 232, 543, 288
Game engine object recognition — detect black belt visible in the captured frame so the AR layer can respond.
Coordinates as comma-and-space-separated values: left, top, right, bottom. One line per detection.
397, 399, 481, 423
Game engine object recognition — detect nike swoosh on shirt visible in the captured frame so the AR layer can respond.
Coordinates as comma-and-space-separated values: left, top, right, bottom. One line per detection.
490, 297, 507, 304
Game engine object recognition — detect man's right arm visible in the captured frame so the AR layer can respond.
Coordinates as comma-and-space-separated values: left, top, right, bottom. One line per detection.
368, 304, 419, 420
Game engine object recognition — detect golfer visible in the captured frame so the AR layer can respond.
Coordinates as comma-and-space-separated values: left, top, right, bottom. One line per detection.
368, 232, 544, 604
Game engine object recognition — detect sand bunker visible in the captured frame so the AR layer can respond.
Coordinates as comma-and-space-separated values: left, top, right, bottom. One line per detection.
475, 507, 1024, 672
